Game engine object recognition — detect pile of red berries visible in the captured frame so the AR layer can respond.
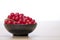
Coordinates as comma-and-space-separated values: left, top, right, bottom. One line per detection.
4, 12, 37, 24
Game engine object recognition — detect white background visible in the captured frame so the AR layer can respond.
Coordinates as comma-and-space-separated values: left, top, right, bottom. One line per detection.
0, 0, 60, 36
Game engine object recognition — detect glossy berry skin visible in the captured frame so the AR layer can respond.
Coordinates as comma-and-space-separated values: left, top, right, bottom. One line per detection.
14, 16, 19, 21
5, 12, 37, 24
13, 21, 17, 24
17, 21, 23, 24
19, 14, 24, 19
4, 19, 13, 24
10, 13, 14, 16
15, 13, 19, 17
12, 16, 15, 20
7, 20, 12, 24
8, 15, 12, 19
28, 22, 32, 24
4, 20, 8, 24
19, 14, 24, 17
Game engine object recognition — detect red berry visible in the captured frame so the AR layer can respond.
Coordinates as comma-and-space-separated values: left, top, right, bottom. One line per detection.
12, 16, 15, 20
23, 16, 28, 21
19, 16, 22, 18
17, 21, 20, 24
18, 19, 22, 22
22, 20, 26, 24
15, 13, 19, 16
31, 20, 36, 24
25, 22, 29, 24
10, 13, 14, 16
19, 14, 24, 18
8, 15, 12, 19
24, 16, 32, 21
13, 21, 17, 24
7, 20, 13, 24
26, 19, 30, 22
24, 16, 26, 18
28, 22, 32, 24
5, 12, 37, 24
23, 18, 26, 21
22, 22, 26, 24
29, 18, 32, 21
15, 16, 19, 21
34, 22, 36, 24
4, 20, 8, 24
17, 21, 21, 24
19, 13, 24, 16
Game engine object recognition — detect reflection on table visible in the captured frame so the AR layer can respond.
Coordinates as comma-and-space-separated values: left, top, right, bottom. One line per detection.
0, 35, 60, 40
0, 36, 30, 40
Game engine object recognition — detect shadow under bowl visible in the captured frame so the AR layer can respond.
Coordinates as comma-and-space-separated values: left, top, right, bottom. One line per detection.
4, 24, 37, 36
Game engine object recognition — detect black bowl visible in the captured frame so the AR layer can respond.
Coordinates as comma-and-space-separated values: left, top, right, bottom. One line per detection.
4, 24, 37, 36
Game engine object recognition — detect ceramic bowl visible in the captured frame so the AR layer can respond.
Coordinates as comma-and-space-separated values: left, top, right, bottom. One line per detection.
4, 24, 37, 36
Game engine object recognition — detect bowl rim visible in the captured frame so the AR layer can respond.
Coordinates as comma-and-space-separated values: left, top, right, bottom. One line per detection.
4, 23, 37, 25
